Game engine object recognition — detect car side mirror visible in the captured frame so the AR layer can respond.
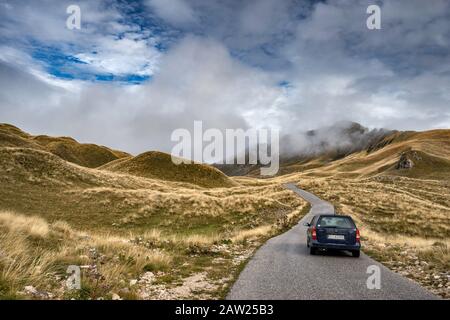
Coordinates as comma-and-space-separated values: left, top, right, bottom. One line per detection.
303, 222, 310, 227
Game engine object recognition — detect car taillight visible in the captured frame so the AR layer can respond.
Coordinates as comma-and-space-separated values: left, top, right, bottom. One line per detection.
356, 229, 360, 243
312, 227, 317, 240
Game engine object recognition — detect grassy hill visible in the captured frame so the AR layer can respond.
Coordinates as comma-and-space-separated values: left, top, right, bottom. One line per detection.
216, 125, 450, 181
99, 151, 236, 188
259, 129, 450, 181
0, 124, 308, 299
0, 124, 235, 188
0, 123, 448, 299
0, 146, 292, 233
300, 129, 450, 180
0, 123, 130, 168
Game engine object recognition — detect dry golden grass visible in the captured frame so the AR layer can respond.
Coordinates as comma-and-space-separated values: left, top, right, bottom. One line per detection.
231, 225, 273, 243
0, 147, 304, 238
0, 205, 310, 299
294, 176, 450, 238
0, 145, 307, 299
0, 211, 49, 237
0, 127, 309, 299
0, 231, 55, 298
0, 211, 172, 299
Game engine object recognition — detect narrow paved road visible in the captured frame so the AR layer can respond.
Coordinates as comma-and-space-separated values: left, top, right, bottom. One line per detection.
227, 183, 438, 300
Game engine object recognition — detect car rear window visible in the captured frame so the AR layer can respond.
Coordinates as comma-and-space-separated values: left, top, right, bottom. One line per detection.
317, 216, 354, 228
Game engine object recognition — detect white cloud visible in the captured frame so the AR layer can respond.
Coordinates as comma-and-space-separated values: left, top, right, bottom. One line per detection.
0, 36, 285, 154
75, 35, 161, 76
0, 0, 161, 78
146, 0, 197, 26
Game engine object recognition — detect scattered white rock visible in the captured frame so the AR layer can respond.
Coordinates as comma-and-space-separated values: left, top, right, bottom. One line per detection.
129, 279, 138, 286
139, 272, 216, 300
111, 293, 121, 300
139, 272, 155, 284
24, 285, 38, 295
22, 285, 51, 299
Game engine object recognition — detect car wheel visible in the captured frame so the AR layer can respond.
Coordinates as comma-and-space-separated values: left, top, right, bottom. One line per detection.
352, 250, 360, 258
310, 247, 316, 255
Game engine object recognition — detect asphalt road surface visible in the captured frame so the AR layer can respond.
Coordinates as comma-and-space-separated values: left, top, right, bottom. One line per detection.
227, 183, 438, 300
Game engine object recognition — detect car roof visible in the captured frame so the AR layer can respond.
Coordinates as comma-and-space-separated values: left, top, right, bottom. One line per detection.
314, 214, 353, 219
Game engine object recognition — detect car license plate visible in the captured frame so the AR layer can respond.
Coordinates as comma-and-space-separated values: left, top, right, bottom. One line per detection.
328, 234, 345, 240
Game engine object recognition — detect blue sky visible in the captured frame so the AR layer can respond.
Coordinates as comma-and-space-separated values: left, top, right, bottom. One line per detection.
0, 0, 322, 84
0, 0, 449, 154
5, 1, 171, 84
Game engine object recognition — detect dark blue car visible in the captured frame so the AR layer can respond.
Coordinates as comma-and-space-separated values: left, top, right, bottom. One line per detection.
304, 214, 361, 257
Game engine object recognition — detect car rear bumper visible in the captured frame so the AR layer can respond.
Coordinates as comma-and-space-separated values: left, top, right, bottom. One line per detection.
310, 240, 360, 251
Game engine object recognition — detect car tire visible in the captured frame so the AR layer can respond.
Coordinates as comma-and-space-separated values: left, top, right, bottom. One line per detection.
352, 250, 360, 258
310, 247, 316, 255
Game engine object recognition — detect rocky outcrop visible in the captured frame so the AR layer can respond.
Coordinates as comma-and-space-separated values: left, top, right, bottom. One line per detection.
396, 151, 422, 170
397, 153, 414, 169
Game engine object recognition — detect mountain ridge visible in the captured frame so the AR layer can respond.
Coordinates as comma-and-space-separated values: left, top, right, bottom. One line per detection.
215, 124, 450, 180
0, 123, 130, 168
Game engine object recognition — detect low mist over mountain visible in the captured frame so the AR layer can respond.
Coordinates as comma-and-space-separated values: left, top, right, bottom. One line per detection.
216, 121, 393, 176
280, 121, 391, 159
